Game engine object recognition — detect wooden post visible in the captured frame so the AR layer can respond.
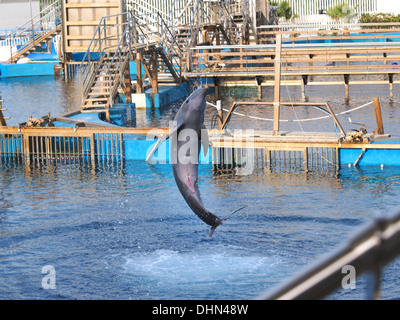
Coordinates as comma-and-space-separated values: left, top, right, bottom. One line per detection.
136, 52, 143, 93
151, 50, 158, 94
23, 134, 31, 166
217, 100, 223, 130
373, 97, 384, 135
303, 147, 309, 173
344, 74, 350, 101
213, 77, 220, 99
389, 73, 394, 100
256, 76, 263, 100
301, 75, 308, 102
123, 67, 132, 103
0, 98, 7, 126
90, 133, 96, 168
273, 34, 282, 136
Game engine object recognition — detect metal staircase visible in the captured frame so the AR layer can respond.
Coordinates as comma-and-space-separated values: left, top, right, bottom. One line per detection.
79, 1, 251, 118
6, 0, 61, 63
79, 11, 183, 119
80, 13, 133, 118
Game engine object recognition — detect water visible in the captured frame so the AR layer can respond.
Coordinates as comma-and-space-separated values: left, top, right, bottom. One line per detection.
1, 76, 400, 300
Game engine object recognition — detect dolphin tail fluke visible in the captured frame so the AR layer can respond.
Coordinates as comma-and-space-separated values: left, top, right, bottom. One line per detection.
222, 205, 248, 221
208, 205, 248, 237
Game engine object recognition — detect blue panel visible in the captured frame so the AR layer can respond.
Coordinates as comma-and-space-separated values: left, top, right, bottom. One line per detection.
0, 62, 59, 78
340, 148, 400, 166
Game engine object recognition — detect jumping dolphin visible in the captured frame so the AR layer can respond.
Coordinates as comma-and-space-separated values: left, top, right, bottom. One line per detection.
167, 87, 246, 236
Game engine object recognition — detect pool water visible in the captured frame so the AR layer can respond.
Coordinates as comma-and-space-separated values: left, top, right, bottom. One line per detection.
1, 76, 400, 300
1, 161, 400, 299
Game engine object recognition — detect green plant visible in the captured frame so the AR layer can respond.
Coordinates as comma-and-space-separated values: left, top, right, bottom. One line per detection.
359, 13, 400, 28
327, 2, 357, 22
270, 1, 293, 21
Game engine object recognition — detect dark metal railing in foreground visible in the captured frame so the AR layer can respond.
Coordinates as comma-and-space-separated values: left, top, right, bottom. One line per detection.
259, 207, 400, 300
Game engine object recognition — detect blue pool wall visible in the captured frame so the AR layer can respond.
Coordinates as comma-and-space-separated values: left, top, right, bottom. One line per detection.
0, 61, 61, 78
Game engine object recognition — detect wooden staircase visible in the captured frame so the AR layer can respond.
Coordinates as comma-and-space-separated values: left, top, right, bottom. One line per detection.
81, 47, 131, 115
7, 25, 62, 63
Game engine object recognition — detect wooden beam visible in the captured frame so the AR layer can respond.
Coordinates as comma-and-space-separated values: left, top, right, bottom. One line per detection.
136, 53, 143, 94
64, 2, 120, 8
373, 97, 384, 135
273, 34, 282, 136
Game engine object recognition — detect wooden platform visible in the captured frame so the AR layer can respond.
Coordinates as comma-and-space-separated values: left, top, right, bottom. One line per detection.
183, 29, 400, 98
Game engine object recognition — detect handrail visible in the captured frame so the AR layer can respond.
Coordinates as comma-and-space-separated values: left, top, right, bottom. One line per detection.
6, 0, 61, 62
105, 18, 134, 108
79, 12, 132, 103
79, 10, 184, 109
259, 206, 400, 300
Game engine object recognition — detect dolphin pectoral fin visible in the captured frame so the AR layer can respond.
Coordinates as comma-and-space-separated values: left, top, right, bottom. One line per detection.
165, 123, 182, 141
201, 123, 209, 157
146, 124, 182, 163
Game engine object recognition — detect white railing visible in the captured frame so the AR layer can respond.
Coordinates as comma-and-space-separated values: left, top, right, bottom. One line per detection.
2, 0, 61, 62
273, 0, 378, 17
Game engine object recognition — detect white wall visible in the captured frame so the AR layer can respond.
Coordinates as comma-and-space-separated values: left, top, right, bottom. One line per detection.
377, 0, 400, 14
0, 0, 40, 30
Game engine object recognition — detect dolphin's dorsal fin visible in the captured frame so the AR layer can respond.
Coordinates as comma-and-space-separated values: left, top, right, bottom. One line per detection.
201, 123, 209, 157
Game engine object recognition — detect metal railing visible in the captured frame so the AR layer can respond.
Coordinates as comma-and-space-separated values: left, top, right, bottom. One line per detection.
5, 0, 61, 62
260, 206, 400, 300
79, 12, 134, 108
132, 11, 183, 78
79, 10, 184, 109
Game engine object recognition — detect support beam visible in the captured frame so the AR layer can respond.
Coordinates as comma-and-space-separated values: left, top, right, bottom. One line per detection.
151, 50, 158, 94
216, 100, 224, 130
344, 74, 350, 101
373, 97, 385, 135
388, 73, 394, 100
256, 76, 263, 100
273, 34, 282, 136
301, 75, 308, 102
136, 52, 143, 94
123, 68, 132, 103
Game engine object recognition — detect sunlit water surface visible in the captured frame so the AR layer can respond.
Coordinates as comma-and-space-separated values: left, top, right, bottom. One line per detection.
0, 76, 400, 300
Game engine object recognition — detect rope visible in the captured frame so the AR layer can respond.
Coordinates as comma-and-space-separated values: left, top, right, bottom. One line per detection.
207, 100, 373, 123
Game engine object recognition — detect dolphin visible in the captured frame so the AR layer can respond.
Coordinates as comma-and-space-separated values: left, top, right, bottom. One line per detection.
167, 87, 246, 236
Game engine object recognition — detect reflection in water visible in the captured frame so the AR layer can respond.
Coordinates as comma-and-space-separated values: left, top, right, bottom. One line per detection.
1, 76, 399, 137
0, 77, 400, 299
212, 83, 400, 136
0, 76, 81, 125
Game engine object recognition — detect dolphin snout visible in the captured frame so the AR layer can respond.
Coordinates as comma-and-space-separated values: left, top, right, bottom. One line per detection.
191, 87, 208, 100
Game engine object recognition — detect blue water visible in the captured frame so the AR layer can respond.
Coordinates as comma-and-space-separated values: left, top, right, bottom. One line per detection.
1, 76, 400, 300
1, 161, 400, 300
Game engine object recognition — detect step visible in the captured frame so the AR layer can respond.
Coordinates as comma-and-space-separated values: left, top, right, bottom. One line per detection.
85, 97, 109, 102
95, 74, 116, 78
82, 102, 107, 108
87, 92, 110, 97
90, 86, 110, 90
81, 108, 108, 113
